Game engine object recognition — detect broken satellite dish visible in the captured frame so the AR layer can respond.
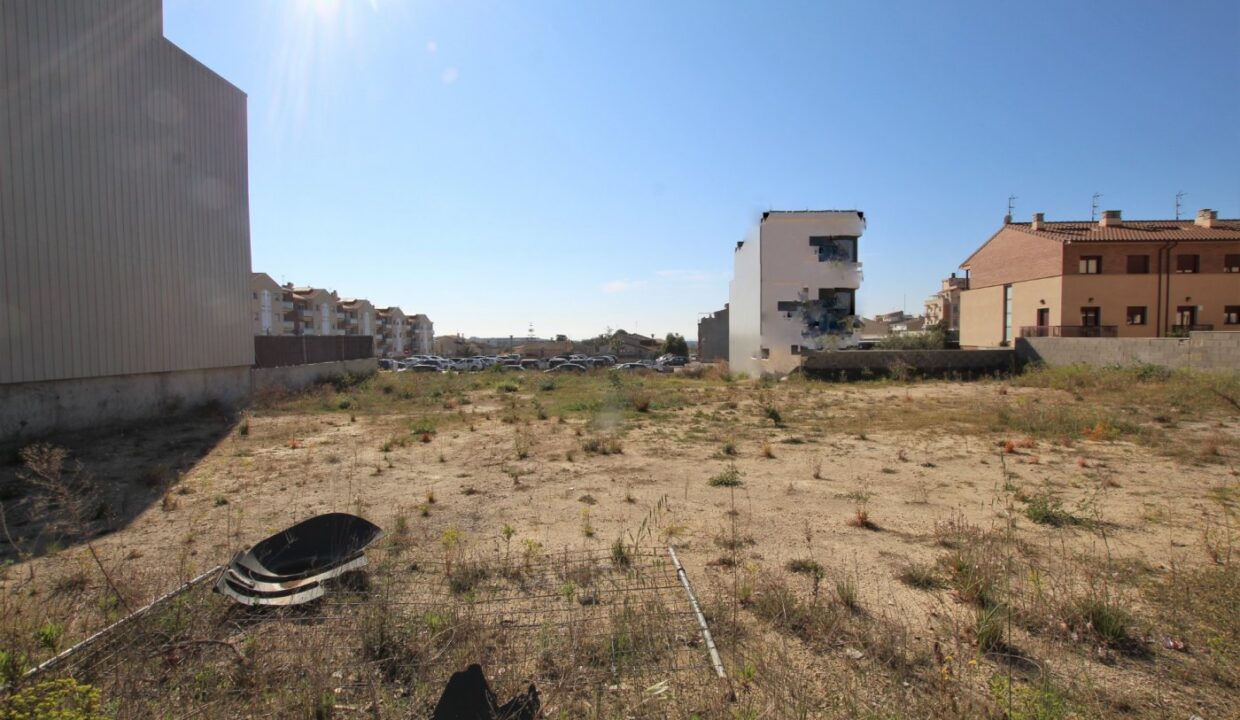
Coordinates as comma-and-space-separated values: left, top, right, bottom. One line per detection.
215, 513, 383, 606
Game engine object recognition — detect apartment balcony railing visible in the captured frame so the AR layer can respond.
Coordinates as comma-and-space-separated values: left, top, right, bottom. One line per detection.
1020, 325, 1118, 338
1169, 324, 1213, 336
280, 300, 294, 311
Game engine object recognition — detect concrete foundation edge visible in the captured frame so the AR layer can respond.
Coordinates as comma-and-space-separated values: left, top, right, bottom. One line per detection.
1, 359, 377, 443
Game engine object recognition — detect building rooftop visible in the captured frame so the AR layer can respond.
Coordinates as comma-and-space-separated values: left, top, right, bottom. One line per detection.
961, 210, 1240, 269
761, 209, 865, 222
1007, 219, 1240, 243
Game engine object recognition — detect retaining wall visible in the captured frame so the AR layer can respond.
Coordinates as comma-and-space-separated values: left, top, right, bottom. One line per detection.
1015, 332, 1240, 370
802, 348, 1016, 380
2, 358, 377, 443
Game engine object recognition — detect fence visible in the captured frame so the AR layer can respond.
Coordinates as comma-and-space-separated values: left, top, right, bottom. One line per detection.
254, 335, 374, 368
14, 545, 727, 718
1019, 325, 1118, 338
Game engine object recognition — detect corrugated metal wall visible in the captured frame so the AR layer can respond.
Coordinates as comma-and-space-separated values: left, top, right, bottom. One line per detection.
0, 0, 253, 385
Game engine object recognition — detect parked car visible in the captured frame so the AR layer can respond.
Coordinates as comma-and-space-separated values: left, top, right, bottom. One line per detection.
520, 359, 542, 370
407, 363, 441, 373
500, 364, 525, 371
616, 362, 649, 371
545, 362, 586, 373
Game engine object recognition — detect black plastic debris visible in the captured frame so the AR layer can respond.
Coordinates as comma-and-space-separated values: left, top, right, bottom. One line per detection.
431, 664, 540, 720
214, 513, 383, 606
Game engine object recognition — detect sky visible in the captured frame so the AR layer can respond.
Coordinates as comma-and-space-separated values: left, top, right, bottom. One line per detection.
164, 0, 1240, 340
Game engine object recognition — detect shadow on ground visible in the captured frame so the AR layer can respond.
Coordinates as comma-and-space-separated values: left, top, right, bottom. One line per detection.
0, 405, 239, 562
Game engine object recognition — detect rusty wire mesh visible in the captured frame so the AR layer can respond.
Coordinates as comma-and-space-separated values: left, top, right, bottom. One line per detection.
21, 543, 729, 718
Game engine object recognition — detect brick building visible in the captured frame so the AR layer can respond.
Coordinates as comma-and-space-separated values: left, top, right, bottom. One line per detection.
958, 210, 1239, 347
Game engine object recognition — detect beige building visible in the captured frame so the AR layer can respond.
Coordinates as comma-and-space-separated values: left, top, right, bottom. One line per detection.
924, 274, 968, 330
376, 307, 408, 357
2, 0, 253, 437
251, 273, 295, 336
291, 287, 339, 336
959, 210, 1240, 347
337, 298, 376, 338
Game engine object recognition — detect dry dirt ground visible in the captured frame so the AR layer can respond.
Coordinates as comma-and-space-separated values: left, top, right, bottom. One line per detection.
2, 366, 1237, 718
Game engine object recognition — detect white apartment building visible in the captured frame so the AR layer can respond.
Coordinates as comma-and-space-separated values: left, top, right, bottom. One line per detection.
410, 314, 434, 355
377, 307, 408, 357
728, 210, 866, 376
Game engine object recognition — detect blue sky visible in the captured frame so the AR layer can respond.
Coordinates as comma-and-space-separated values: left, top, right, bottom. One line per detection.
165, 0, 1240, 340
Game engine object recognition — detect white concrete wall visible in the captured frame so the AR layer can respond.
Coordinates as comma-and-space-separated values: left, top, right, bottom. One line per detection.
728, 225, 763, 376
760, 212, 865, 373
729, 211, 866, 375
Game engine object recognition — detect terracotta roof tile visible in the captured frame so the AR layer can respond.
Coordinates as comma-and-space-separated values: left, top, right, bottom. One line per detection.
1009, 219, 1240, 242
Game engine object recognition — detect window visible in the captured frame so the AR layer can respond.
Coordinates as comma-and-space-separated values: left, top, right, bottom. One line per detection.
809, 236, 857, 263
1225, 306, 1240, 325
1079, 256, 1101, 274
1126, 306, 1146, 325
1080, 307, 1101, 327
1176, 306, 1197, 326
760, 347, 770, 359
818, 288, 855, 314
776, 301, 801, 316
1225, 255, 1240, 273
1176, 254, 1199, 273
790, 345, 801, 355
1002, 285, 1013, 344
1126, 255, 1150, 274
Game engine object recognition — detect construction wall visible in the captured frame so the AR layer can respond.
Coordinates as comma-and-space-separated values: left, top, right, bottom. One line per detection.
1016, 332, 1240, 370
0, 0, 252, 385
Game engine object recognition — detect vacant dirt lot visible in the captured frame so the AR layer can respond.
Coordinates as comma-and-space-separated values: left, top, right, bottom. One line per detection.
2, 365, 1237, 718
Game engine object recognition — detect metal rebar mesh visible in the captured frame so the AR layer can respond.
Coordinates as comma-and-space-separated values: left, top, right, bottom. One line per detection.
25, 545, 727, 718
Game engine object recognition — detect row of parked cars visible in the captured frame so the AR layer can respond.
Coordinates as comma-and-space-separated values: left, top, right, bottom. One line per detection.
377, 353, 690, 374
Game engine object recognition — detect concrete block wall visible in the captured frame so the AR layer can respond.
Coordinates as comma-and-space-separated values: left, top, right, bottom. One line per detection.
2, 358, 378, 444
1016, 332, 1240, 370
802, 349, 1016, 379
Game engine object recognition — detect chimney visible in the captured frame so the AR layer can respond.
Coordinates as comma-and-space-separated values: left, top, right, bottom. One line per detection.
1031, 212, 1044, 231
1003, 214, 1012, 225
1099, 210, 1123, 227
1194, 208, 1218, 228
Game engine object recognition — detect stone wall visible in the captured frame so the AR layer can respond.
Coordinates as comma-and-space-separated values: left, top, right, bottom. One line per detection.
802, 349, 1015, 380
1015, 332, 1240, 370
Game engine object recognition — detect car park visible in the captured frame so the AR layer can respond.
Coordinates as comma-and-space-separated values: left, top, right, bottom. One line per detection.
407, 363, 441, 373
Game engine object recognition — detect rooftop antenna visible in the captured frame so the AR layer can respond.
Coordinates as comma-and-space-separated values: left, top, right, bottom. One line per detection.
1091, 192, 1102, 222
1007, 194, 1017, 220
1175, 191, 1185, 220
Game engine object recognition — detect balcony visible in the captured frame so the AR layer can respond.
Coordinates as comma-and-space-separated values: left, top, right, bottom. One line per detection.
1169, 324, 1213, 336
1020, 325, 1118, 338
280, 300, 294, 311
